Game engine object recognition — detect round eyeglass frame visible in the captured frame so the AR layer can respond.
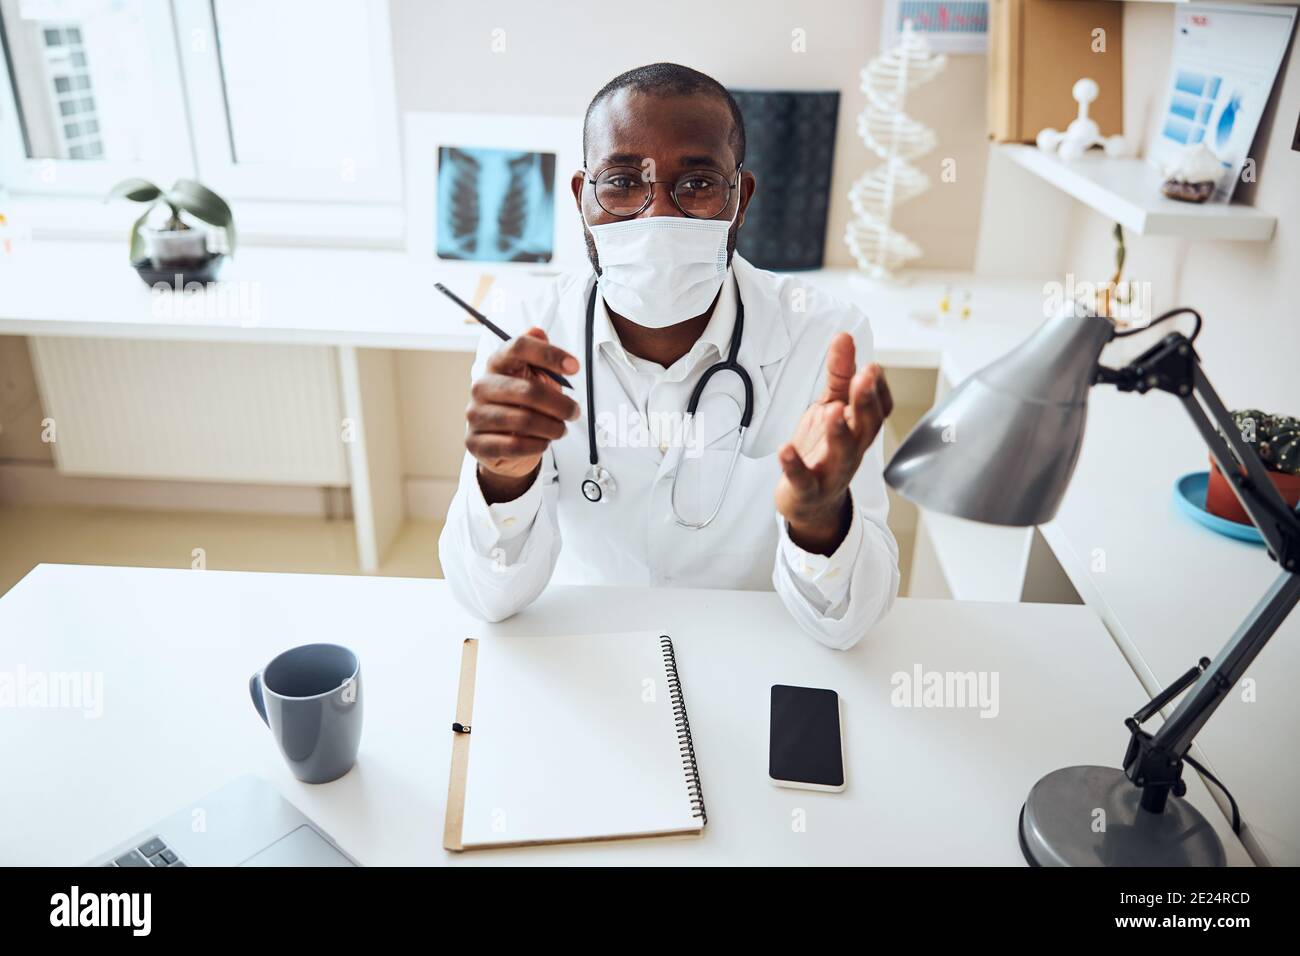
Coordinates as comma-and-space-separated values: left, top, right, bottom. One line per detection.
585, 163, 743, 220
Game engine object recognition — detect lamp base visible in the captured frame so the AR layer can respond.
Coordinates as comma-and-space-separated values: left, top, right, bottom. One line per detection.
1019, 765, 1226, 866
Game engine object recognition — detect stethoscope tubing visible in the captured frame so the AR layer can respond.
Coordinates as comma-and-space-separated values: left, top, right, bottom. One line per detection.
583, 279, 754, 529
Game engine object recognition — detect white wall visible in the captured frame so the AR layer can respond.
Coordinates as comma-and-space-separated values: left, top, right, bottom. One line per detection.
389, 0, 988, 272
1064, 3, 1300, 412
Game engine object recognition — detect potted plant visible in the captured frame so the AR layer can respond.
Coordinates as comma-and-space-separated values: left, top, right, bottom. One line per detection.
107, 177, 235, 276
1206, 409, 1300, 524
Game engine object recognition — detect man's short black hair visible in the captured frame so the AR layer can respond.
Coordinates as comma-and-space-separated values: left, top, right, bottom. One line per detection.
582, 62, 746, 168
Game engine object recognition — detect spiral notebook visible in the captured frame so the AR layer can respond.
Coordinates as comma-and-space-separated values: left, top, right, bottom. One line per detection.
444, 631, 706, 850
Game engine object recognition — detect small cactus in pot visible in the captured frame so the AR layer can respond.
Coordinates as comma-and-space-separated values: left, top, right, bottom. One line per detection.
1206, 409, 1300, 525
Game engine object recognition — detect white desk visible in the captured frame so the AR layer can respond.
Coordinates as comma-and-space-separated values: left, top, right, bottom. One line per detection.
4, 240, 1286, 863
0, 240, 523, 351
0, 239, 1045, 364
0, 564, 1249, 866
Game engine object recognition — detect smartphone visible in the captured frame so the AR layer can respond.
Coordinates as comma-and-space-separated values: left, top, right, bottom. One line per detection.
768, 684, 845, 792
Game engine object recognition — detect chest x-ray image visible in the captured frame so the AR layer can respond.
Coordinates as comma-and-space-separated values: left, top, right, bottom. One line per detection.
436, 146, 556, 263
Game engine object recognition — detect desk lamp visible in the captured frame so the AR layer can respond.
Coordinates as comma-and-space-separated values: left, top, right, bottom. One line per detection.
884, 301, 1300, 866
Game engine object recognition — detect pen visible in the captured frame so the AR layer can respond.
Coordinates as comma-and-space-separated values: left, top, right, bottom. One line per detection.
434, 282, 574, 389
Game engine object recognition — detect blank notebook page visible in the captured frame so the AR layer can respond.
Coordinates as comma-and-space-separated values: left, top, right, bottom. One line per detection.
460, 631, 702, 847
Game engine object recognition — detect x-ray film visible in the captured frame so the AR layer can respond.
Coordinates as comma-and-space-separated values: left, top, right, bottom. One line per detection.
436, 146, 556, 263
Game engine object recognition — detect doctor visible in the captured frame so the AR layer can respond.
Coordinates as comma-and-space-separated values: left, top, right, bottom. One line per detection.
439, 63, 899, 649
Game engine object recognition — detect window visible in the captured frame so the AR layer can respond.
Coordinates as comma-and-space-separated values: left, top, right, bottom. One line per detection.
0, 0, 192, 192
45, 28, 101, 159
0, 0, 399, 210
173, 0, 400, 202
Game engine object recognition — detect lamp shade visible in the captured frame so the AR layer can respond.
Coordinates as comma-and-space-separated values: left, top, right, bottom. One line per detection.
884, 303, 1116, 527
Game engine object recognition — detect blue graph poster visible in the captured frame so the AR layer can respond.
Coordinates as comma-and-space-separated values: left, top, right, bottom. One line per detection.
884, 0, 987, 52
1151, 4, 1296, 202
436, 146, 556, 263
1163, 71, 1224, 150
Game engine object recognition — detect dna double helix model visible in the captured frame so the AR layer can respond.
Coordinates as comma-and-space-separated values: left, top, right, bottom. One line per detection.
845, 22, 946, 279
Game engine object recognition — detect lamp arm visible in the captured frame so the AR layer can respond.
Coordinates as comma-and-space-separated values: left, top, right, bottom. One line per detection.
1098, 332, 1300, 812
1145, 570, 1300, 776
1182, 361, 1300, 567
1099, 332, 1300, 566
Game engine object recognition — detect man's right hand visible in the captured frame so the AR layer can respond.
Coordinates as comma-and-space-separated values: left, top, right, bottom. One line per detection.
466, 327, 581, 504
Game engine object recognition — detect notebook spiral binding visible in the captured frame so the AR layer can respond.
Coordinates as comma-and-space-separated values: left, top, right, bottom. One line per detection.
660, 635, 707, 824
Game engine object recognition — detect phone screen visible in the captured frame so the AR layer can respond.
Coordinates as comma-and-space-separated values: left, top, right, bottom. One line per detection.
769, 684, 844, 790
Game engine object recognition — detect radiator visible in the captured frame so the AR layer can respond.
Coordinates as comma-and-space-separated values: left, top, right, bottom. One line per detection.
29, 337, 350, 486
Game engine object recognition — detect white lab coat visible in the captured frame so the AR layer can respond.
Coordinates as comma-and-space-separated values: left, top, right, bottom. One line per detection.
438, 256, 900, 649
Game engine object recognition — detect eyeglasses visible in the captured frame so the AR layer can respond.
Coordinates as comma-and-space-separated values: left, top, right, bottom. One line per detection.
586, 164, 741, 220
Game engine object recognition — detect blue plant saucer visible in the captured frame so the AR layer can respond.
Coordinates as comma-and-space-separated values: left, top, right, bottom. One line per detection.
1173, 471, 1264, 544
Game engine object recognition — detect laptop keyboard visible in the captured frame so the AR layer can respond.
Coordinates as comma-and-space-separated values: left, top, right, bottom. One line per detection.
104, 836, 186, 867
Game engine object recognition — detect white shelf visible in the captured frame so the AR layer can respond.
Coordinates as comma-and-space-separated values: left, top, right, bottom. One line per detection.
999, 143, 1277, 242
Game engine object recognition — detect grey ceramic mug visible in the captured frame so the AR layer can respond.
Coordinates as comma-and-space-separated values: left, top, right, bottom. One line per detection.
249, 643, 362, 784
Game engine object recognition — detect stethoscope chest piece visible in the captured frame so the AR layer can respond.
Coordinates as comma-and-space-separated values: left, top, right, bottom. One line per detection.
581, 464, 616, 503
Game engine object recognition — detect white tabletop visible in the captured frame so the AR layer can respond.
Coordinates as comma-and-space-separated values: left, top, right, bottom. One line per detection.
0, 564, 1248, 866
0, 240, 514, 350
0, 240, 1044, 375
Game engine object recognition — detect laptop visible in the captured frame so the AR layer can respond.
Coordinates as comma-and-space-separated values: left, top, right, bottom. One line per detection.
88, 775, 360, 867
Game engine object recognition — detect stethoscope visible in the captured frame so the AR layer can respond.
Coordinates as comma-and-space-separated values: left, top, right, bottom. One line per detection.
580, 282, 755, 530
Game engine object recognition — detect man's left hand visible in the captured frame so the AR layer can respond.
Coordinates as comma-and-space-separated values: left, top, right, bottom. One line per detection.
775, 333, 893, 556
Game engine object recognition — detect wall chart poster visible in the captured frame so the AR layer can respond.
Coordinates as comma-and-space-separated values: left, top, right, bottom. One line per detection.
1151, 3, 1297, 202
883, 1, 987, 53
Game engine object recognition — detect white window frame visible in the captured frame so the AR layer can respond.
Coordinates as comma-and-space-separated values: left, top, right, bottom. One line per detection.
0, 0, 403, 241
171, 0, 402, 205
0, 1, 194, 196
